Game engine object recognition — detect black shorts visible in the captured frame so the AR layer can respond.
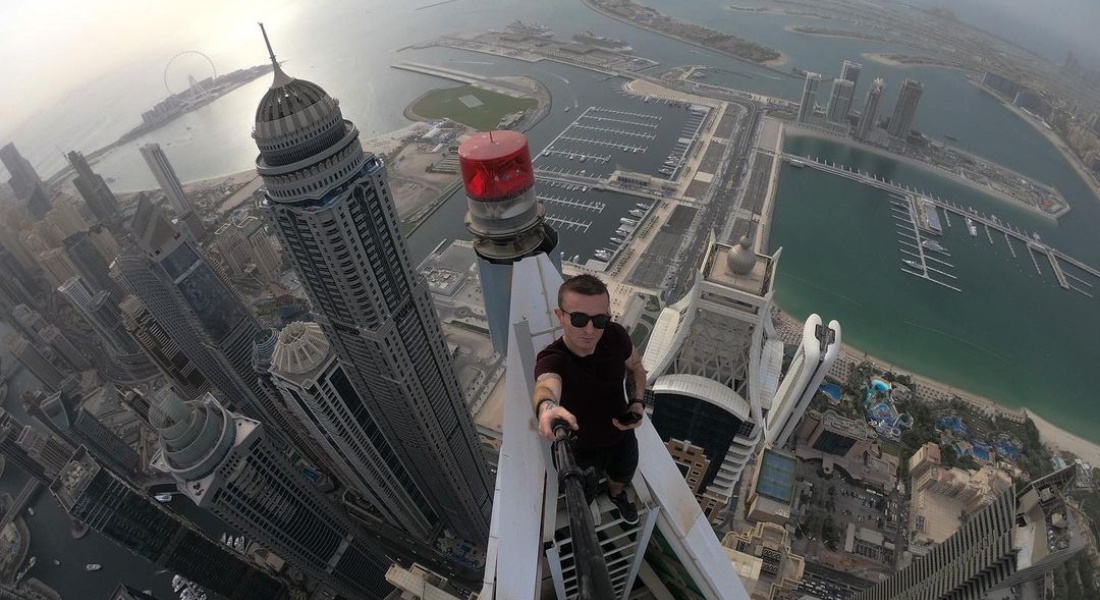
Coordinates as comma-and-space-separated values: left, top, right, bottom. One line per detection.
573, 431, 638, 484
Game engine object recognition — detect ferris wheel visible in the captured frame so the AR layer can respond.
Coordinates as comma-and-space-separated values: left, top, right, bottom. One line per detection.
164, 51, 218, 99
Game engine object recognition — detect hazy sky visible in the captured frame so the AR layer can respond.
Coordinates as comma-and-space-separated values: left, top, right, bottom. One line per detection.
0, 0, 298, 139
1, 0, 1098, 140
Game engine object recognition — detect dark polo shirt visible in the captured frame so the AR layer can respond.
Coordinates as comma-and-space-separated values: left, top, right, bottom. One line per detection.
534, 322, 632, 452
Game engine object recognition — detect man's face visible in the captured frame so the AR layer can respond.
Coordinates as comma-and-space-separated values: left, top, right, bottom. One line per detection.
556, 290, 611, 355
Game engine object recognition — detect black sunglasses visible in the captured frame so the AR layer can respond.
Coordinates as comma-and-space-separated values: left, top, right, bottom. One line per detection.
561, 309, 612, 329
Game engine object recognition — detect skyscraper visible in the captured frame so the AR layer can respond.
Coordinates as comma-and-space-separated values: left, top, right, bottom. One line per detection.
765, 315, 841, 449
67, 150, 119, 223
25, 389, 140, 477
63, 231, 125, 303
643, 236, 786, 512
797, 72, 822, 124
840, 59, 862, 87
6, 332, 65, 391
59, 277, 140, 356
856, 78, 886, 141
52, 447, 291, 600
139, 143, 193, 214
118, 197, 297, 441
150, 388, 391, 600
266, 322, 438, 539
0, 243, 41, 309
854, 466, 1084, 600
39, 324, 90, 371
0, 410, 55, 482
888, 79, 924, 139
825, 78, 856, 126
253, 29, 491, 541
118, 295, 210, 399
0, 143, 51, 219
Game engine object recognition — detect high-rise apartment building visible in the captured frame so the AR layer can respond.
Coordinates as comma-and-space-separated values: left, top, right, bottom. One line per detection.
63, 231, 125, 303
840, 59, 862, 87
0, 243, 40, 308
643, 236, 786, 512
39, 324, 90, 371
118, 198, 296, 441
797, 72, 822, 124
854, 466, 1084, 600
25, 389, 140, 477
210, 216, 283, 284
59, 277, 140, 356
36, 248, 80, 288
0, 143, 51, 219
138, 143, 193, 214
888, 79, 924, 139
6, 332, 65, 391
266, 322, 438, 539
118, 295, 210, 399
766, 314, 840, 448
253, 34, 491, 541
0, 410, 57, 482
52, 447, 291, 600
856, 78, 886, 141
43, 205, 87, 243
66, 150, 119, 223
825, 79, 856, 126
150, 388, 391, 600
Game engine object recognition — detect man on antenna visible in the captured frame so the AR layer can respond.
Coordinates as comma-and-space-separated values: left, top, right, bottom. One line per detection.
532, 274, 647, 524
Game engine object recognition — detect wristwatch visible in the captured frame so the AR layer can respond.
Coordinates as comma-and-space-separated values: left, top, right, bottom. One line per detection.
628, 398, 645, 409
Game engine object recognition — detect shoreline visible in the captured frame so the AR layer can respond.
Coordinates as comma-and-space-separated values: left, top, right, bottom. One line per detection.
774, 308, 1100, 465
581, 0, 794, 76
861, 52, 970, 74
784, 123, 1064, 220
967, 78, 1100, 206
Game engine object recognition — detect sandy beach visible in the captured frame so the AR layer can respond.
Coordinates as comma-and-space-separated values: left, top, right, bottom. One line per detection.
775, 309, 1100, 466
861, 52, 969, 73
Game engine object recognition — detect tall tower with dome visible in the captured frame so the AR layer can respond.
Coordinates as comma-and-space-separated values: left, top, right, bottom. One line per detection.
251, 26, 491, 542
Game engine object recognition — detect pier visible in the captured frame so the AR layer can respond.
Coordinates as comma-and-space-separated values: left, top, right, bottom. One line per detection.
782, 154, 1100, 296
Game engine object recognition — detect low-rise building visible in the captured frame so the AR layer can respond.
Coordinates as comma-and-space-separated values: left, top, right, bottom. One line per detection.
722, 522, 805, 600
794, 410, 898, 491
746, 448, 799, 526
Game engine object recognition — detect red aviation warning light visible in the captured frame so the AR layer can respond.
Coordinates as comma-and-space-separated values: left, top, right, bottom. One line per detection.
459, 131, 544, 246
458, 130, 535, 200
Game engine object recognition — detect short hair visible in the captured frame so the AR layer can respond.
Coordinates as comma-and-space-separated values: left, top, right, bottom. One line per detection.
558, 274, 609, 307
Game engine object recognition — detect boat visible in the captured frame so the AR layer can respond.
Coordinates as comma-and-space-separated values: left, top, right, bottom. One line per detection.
790, 159, 806, 168
52, 559, 60, 566
658, 168, 673, 175
581, 186, 588, 193
507, 20, 554, 39
636, 202, 649, 209
27, 507, 33, 516
572, 32, 633, 53
610, 237, 624, 244
902, 259, 922, 270
542, 150, 550, 157
631, 148, 638, 154
629, 209, 646, 218
563, 107, 570, 113
594, 249, 612, 260
154, 493, 173, 502
966, 217, 978, 237
663, 160, 677, 167
921, 239, 948, 253
620, 217, 638, 225
86, 564, 102, 572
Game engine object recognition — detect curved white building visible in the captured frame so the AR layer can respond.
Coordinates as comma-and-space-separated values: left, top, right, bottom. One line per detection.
643, 236, 786, 513
766, 315, 841, 449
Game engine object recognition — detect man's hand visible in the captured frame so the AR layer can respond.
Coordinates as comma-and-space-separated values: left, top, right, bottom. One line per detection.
539, 405, 578, 441
612, 401, 644, 431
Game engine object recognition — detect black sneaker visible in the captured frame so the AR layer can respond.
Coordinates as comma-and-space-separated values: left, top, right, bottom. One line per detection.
609, 490, 639, 525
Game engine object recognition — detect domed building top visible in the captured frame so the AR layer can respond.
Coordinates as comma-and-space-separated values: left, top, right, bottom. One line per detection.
271, 322, 331, 376
252, 24, 344, 151
726, 234, 757, 275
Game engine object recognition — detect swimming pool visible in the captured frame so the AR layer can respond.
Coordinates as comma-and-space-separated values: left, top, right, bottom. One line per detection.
820, 383, 843, 402
870, 379, 891, 393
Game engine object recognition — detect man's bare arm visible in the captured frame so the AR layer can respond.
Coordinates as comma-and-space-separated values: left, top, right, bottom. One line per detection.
533, 373, 562, 414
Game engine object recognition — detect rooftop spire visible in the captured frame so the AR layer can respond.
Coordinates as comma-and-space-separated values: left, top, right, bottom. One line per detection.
258, 22, 293, 88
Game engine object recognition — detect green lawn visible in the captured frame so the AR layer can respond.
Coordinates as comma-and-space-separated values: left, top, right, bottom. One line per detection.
411, 85, 537, 131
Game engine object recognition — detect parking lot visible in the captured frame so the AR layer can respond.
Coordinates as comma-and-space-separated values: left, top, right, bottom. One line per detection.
533, 99, 709, 182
